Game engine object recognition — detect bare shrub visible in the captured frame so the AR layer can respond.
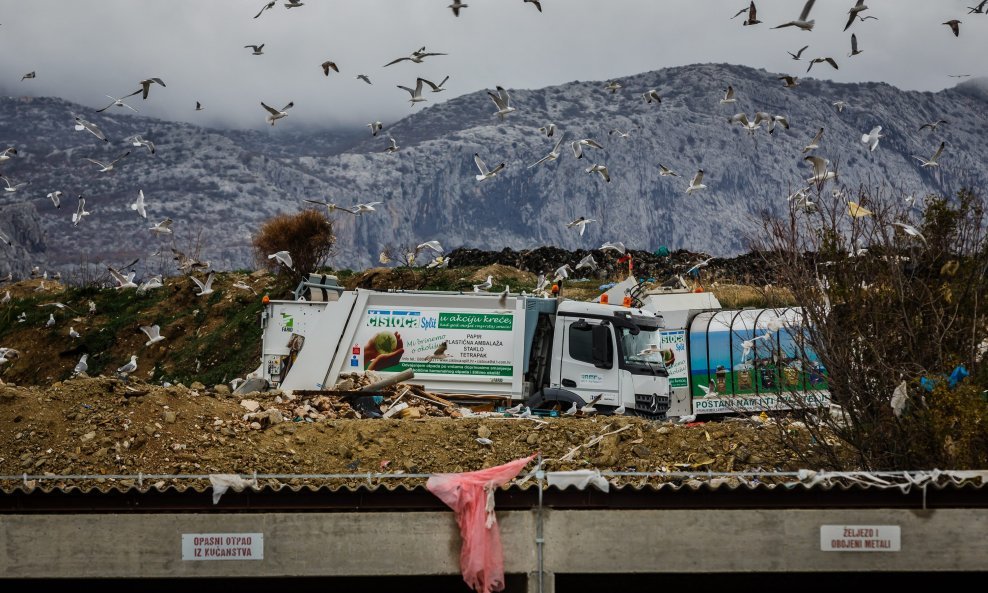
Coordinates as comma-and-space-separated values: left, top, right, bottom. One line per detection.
252, 209, 335, 279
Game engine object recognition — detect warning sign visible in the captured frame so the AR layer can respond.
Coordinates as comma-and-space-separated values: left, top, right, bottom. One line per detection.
182, 533, 264, 560
820, 525, 900, 552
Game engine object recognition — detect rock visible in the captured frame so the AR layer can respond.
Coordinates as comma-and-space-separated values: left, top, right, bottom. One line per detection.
81, 431, 96, 442
163, 411, 177, 424
632, 445, 651, 459
249, 421, 262, 430
656, 426, 671, 435
335, 379, 355, 391
213, 384, 231, 395
240, 399, 261, 412
477, 425, 492, 439
526, 433, 539, 445
190, 381, 206, 391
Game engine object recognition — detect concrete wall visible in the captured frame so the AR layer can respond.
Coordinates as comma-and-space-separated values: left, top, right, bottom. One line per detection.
2, 509, 986, 586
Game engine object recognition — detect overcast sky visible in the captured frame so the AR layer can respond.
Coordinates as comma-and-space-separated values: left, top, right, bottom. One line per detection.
0, 0, 982, 131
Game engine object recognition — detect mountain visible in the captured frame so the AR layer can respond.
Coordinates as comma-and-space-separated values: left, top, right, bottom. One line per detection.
1, 63, 986, 279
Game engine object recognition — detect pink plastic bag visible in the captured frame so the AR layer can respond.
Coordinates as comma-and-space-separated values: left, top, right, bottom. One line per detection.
426, 453, 537, 593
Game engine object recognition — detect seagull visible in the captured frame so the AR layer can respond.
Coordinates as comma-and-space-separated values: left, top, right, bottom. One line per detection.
267, 251, 294, 269
21, 71, 36, 81
832, 100, 847, 113
571, 138, 604, 159
46, 313, 56, 328
604, 80, 622, 93
123, 77, 166, 100
488, 86, 516, 119
860, 125, 883, 151
686, 169, 707, 195
149, 218, 173, 235
643, 89, 662, 104
805, 156, 837, 187
385, 136, 400, 153
553, 264, 572, 282
141, 324, 165, 346
117, 355, 138, 376
195, 101, 204, 111
72, 354, 88, 377
284, 0, 304, 7
658, 163, 679, 177
191, 272, 216, 296
0, 176, 27, 192
108, 266, 137, 289
524, 0, 543, 12
576, 254, 597, 271
474, 153, 505, 181
130, 190, 147, 219
733, 1, 761, 25
919, 120, 948, 132
720, 85, 737, 104
74, 116, 108, 142
528, 135, 565, 168
383, 46, 447, 67
473, 275, 493, 292
807, 57, 838, 73
417, 240, 444, 255
612, 403, 626, 415
563, 401, 578, 416
232, 281, 257, 294
320, 60, 339, 76
261, 101, 293, 125
303, 199, 356, 215
600, 241, 626, 255
585, 163, 611, 183
566, 216, 596, 236
125, 135, 155, 154
802, 127, 824, 153
85, 151, 130, 172
892, 222, 927, 244
350, 201, 383, 215
970, 0, 988, 13
137, 275, 163, 293
848, 201, 873, 218
96, 95, 138, 113
72, 196, 91, 226
729, 113, 760, 135
685, 257, 715, 276
427, 255, 451, 269
788, 45, 810, 60
419, 75, 450, 92
538, 123, 556, 137
254, 0, 276, 17
778, 75, 800, 88
848, 33, 863, 56
913, 142, 945, 168
943, 20, 961, 37
356, 74, 372, 84
397, 78, 427, 104
0, 147, 15, 162
773, 0, 817, 31
844, 0, 868, 31
609, 129, 630, 139
449, 0, 468, 16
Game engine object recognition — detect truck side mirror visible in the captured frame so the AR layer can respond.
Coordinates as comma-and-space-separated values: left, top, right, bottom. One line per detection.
591, 324, 612, 369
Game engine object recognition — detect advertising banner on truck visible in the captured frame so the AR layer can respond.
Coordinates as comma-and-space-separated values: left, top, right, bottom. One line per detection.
349, 306, 517, 380
659, 330, 688, 388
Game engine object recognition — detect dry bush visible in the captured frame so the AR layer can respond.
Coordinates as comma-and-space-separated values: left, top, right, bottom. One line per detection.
252, 209, 335, 279
752, 185, 988, 470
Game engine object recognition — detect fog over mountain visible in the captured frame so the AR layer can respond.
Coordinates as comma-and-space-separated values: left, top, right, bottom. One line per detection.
0, 64, 986, 278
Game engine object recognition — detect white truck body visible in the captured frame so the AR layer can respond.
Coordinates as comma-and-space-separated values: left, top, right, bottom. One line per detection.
260, 284, 672, 417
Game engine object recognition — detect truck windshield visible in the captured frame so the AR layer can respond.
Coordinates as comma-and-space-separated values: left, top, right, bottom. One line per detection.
618, 327, 668, 375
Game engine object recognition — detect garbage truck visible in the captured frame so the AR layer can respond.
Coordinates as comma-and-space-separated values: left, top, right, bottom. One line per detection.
258, 275, 673, 418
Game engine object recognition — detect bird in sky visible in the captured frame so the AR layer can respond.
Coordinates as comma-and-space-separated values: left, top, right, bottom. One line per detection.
529, 135, 565, 168
246, 44, 264, 55
860, 125, 884, 151
108, 266, 137, 289
773, 0, 817, 31
141, 324, 165, 346
892, 222, 927, 245
585, 163, 611, 183
844, 0, 868, 31
807, 57, 838, 73
802, 128, 824, 153
729, 113, 761, 135
566, 216, 596, 236
419, 76, 450, 92
137, 275, 164, 294
604, 80, 622, 94
685, 257, 714, 276
261, 101, 293, 125
686, 170, 707, 195
191, 272, 216, 296
397, 78, 427, 104
284, 0, 304, 8
658, 163, 679, 177
149, 218, 174, 235
913, 141, 945, 168
350, 201, 383, 215
539, 123, 556, 137
571, 138, 604, 159
320, 60, 339, 76
356, 74, 372, 84
254, 1, 276, 18
720, 85, 737, 104
383, 46, 447, 67
96, 95, 138, 113
385, 136, 399, 153
643, 89, 662, 104
832, 100, 847, 113
576, 254, 597, 271
788, 45, 809, 60
47, 190, 63, 208
72, 196, 91, 226
130, 189, 147, 219
125, 134, 155, 154
732, 2, 761, 26
123, 77, 166, 100
473, 275, 493, 292
970, 0, 988, 13
0, 175, 27, 193
417, 240, 444, 256
779, 75, 800, 88
919, 120, 948, 132
74, 116, 108, 142
85, 151, 130, 173
524, 0, 543, 12
806, 156, 837, 187
600, 241, 626, 255
449, 0, 467, 17
488, 86, 516, 119
0, 147, 15, 162
21, 71, 36, 81
553, 264, 572, 283
849, 33, 863, 57
474, 153, 505, 181
427, 255, 451, 269
943, 20, 961, 37
195, 101, 204, 111
609, 129, 630, 139
267, 251, 294, 269
848, 201, 872, 218
303, 199, 356, 215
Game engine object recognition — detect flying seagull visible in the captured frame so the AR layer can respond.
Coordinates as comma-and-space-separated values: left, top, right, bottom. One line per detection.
96, 95, 138, 113
385, 136, 399, 153
195, 101, 204, 111
686, 170, 707, 195
303, 199, 356, 215
528, 135, 565, 168
539, 123, 556, 137
141, 324, 165, 346
350, 201, 383, 215
261, 101, 293, 125
108, 266, 137, 289
524, 0, 543, 12
47, 190, 63, 208
284, 0, 304, 7
970, 0, 988, 13
488, 86, 516, 119
802, 127, 824, 153
913, 142, 945, 168
130, 189, 147, 219
21, 71, 36, 81
919, 120, 948, 132
123, 77, 166, 100
356, 74, 372, 84
449, 0, 468, 17
891, 222, 927, 245
85, 151, 130, 173
245, 44, 265, 55
397, 78, 427, 104
849, 33, 863, 56
74, 116, 108, 142
773, 0, 817, 31
788, 45, 809, 60
72, 196, 90, 226
585, 163, 611, 183
191, 272, 216, 296
600, 241, 626, 255
420, 76, 450, 92
604, 80, 622, 94
860, 125, 883, 151
0, 147, 15, 162
254, 1, 275, 18
779, 75, 800, 88
805, 156, 837, 187
425, 341, 449, 362
0, 175, 27, 193
320, 60, 339, 76
734, 1, 761, 26
576, 254, 597, 271
571, 138, 604, 159
658, 163, 679, 177
474, 153, 505, 181
125, 134, 155, 154
943, 20, 961, 37
720, 85, 737, 104
566, 216, 597, 236
844, 0, 868, 31
807, 57, 838, 73
367, 121, 383, 136
149, 218, 173, 235
643, 89, 662, 104
384, 46, 447, 67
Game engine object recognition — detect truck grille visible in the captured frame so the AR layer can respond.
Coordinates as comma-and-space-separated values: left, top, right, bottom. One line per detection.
635, 393, 670, 419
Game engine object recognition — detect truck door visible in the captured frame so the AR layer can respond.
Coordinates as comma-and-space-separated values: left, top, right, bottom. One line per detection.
555, 318, 622, 406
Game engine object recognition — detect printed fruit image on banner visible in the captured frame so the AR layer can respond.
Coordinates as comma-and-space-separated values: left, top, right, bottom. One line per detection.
363, 331, 405, 371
